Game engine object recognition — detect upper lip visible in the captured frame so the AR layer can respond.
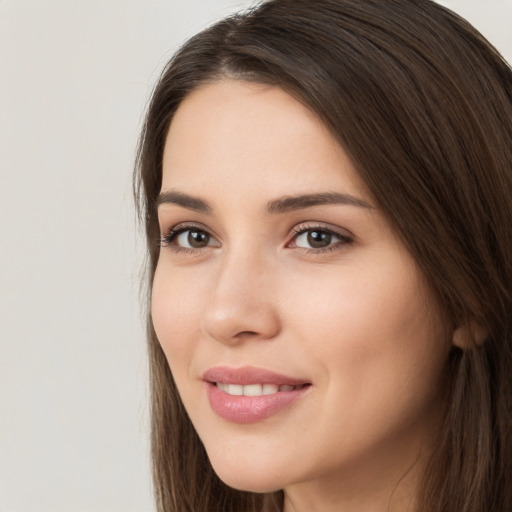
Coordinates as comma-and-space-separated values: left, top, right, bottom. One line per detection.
202, 366, 310, 386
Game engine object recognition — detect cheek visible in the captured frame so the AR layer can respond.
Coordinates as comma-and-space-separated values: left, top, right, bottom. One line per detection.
283, 254, 450, 392
151, 262, 207, 369
279, 259, 451, 468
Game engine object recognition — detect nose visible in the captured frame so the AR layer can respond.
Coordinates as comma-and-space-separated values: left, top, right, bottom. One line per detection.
201, 249, 281, 345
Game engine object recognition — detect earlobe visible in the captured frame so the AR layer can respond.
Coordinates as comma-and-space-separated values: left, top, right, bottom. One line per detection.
452, 320, 488, 349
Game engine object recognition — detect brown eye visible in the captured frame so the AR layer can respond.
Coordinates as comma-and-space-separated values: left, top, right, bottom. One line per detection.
306, 230, 332, 248
294, 229, 340, 249
187, 230, 210, 248
160, 225, 221, 251
176, 229, 213, 248
289, 225, 353, 253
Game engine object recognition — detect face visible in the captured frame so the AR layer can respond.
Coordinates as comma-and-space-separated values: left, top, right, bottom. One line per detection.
152, 80, 452, 504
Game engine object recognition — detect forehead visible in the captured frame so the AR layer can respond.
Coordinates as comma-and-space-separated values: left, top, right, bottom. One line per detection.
161, 79, 370, 202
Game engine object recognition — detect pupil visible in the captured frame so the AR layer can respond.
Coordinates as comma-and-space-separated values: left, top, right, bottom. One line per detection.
188, 230, 209, 248
307, 230, 331, 248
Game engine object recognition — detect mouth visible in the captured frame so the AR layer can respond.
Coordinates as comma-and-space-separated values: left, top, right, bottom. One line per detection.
202, 366, 311, 423
213, 382, 310, 396
202, 365, 311, 389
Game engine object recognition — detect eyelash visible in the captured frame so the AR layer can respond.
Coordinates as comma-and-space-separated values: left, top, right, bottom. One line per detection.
159, 222, 215, 255
288, 223, 353, 254
159, 222, 353, 255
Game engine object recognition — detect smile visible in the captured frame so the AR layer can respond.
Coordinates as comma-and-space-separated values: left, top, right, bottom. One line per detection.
215, 382, 308, 396
203, 366, 311, 423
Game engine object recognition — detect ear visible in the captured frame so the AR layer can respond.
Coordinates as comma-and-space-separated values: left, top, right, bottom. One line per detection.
452, 320, 488, 349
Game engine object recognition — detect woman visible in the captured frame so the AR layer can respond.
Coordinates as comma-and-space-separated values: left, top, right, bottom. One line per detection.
134, 1, 512, 511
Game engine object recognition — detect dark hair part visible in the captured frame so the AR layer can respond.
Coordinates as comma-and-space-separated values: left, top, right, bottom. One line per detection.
135, 1, 512, 510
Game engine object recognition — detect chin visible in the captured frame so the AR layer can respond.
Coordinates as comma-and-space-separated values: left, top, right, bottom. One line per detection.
208, 457, 286, 493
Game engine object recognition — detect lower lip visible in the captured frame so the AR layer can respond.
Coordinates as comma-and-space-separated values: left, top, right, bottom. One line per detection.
205, 382, 309, 424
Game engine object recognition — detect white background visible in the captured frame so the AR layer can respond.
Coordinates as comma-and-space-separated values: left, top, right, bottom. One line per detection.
1, 1, 511, 511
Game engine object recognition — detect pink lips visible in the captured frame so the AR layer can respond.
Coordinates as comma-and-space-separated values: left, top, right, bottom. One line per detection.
203, 366, 311, 424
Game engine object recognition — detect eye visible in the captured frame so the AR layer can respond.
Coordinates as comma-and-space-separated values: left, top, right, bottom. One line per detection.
176, 229, 213, 248
288, 224, 352, 252
295, 230, 338, 249
160, 224, 220, 251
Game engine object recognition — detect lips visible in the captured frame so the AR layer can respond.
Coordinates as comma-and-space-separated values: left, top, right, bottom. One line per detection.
215, 382, 307, 396
203, 365, 308, 386
202, 366, 311, 423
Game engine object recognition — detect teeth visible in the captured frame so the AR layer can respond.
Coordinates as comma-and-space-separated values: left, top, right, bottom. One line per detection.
227, 384, 243, 396
216, 382, 303, 396
263, 384, 279, 395
244, 384, 263, 396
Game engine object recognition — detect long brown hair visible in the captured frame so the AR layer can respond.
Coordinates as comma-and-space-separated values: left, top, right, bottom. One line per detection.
134, 1, 512, 510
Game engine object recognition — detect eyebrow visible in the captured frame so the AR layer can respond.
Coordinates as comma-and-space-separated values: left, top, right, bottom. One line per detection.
156, 189, 374, 214
266, 192, 374, 213
156, 190, 213, 213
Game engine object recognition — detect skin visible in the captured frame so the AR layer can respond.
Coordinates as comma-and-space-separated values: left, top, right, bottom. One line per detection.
152, 80, 454, 512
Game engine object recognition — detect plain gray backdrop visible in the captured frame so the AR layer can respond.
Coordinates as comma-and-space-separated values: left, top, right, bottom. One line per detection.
1, 1, 511, 511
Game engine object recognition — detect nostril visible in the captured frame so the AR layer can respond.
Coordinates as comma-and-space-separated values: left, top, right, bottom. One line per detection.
235, 330, 261, 338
